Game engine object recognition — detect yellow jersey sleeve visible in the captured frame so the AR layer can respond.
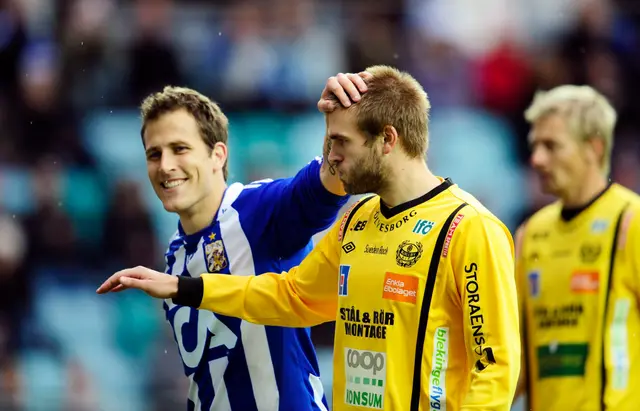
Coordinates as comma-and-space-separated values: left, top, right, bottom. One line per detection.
451, 214, 520, 410
196, 220, 343, 328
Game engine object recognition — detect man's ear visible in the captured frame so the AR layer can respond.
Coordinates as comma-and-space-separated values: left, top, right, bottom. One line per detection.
587, 137, 605, 168
212, 142, 228, 172
381, 125, 398, 155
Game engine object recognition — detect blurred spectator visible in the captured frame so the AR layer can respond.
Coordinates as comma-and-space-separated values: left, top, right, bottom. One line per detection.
0, 211, 28, 411
128, 0, 183, 105
102, 179, 159, 269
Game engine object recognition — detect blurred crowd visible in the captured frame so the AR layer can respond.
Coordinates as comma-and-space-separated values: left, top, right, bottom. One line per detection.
1, 0, 639, 409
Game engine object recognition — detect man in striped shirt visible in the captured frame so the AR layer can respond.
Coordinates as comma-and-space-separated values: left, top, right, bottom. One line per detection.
125, 84, 358, 410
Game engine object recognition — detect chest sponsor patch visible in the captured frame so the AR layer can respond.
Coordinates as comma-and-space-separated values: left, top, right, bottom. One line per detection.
537, 343, 588, 378
382, 272, 419, 304
344, 348, 386, 409
570, 271, 599, 293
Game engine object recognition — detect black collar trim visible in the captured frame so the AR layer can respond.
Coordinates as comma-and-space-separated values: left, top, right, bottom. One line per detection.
379, 178, 454, 219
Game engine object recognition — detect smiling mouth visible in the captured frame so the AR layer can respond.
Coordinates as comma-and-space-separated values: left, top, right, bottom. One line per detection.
161, 179, 188, 189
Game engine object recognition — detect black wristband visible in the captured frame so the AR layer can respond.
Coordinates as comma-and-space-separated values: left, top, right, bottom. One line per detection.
172, 276, 204, 308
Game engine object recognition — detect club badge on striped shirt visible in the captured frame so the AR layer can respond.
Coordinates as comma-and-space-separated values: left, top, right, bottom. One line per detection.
205, 240, 228, 272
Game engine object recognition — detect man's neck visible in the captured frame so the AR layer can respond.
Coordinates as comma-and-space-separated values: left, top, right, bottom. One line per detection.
179, 185, 227, 235
561, 172, 609, 209
379, 159, 441, 208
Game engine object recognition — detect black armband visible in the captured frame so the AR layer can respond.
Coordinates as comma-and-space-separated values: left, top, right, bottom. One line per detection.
172, 276, 204, 308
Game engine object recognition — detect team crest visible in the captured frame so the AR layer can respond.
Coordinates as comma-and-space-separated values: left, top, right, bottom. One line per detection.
205, 240, 228, 272
396, 240, 423, 268
580, 242, 602, 263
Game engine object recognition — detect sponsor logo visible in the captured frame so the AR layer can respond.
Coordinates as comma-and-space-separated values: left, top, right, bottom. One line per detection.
413, 219, 436, 235
580, 243, 602, 263
205, 240, 228, 272
344, 348, 386, 409
611, 298, 631, 390
340, 306, 394, 340
618, 211, 634, 250
591, 219, 609, 233
339, 265, 350, 296
474, 347, 496, 372
570, 271, 599, 293
537, 343, 588, 378
396, 240, 423, 268
552, 249, 571, 258
382, 272, 418, 304
342, 241, 356, 254
373, 210, 417, 233
465, 263, 488, 359
531, 231, 550, 240
353, 220, 368, 232
430, 327, 449, 411
338, 202, 360, 242
364, 244, 388, 255
534, 303, 583, 328
528, 271, 540, 298
442, 214, 464, 257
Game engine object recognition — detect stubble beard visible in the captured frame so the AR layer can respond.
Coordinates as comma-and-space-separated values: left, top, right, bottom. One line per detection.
342, 151, 389, 195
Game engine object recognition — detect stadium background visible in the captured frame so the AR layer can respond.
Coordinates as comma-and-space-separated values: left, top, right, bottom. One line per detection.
1, 0, 639, 409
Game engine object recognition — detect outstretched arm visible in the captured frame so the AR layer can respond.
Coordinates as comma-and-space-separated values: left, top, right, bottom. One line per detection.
97, 219, 344, 328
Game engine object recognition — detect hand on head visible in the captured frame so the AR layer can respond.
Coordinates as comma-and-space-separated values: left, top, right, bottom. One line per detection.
317, 72, 372, 114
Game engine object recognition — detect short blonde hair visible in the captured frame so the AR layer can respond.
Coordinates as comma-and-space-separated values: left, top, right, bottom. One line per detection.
331, 65, 431, 158
524, 85, 617, 174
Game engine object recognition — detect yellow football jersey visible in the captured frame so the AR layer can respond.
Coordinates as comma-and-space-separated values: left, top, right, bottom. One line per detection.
191, 178, 520, 410
517, 183, 640, 411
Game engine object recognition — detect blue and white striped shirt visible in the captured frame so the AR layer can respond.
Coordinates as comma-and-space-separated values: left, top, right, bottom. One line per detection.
163, 159, 347, 411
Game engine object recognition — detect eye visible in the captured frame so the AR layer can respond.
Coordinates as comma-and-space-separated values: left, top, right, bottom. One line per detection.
175, 146, 188, 153
147, 152, 160, 160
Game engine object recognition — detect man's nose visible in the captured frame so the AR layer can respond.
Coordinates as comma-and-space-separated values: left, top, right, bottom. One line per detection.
159, 152, 177, 173
530, 147, 547, 169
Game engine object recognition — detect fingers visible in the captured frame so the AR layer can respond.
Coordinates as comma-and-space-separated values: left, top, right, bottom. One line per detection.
317, 98, 337, 114
358, 71, 373, 81
96, 266, 150, 294
111, 284, 128, 293
318, 72, 370, 113
119, 276, 147, 292
350, 73, 369, 93
325, 75, 353, 108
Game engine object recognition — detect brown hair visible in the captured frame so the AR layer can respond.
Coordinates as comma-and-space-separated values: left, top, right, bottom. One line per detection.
140, 86, 229, 180
333, 65, 431, 158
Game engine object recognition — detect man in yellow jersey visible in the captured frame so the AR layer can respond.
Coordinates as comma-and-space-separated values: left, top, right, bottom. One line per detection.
513, 85, 640, 411
98, 66, 521, 410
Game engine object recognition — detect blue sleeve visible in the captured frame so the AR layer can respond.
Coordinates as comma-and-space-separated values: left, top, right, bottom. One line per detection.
237, 158, 348, 257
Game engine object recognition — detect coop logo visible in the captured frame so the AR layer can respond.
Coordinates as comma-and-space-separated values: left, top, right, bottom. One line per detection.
339, 265, 351, 296
344, 348, 386, 410
413, 219, 436, 235
430, 327, 449, 410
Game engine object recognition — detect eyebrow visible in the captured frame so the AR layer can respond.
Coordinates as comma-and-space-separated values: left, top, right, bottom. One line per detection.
145, 140, 191, 156
328, 133, 349, 140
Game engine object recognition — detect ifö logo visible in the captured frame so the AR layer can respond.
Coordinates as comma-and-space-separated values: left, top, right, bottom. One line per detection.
413, 219, 435, 235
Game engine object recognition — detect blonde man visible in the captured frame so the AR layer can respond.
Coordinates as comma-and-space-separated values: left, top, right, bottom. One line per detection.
514, 85, 640, 410
99, 66, 521, 410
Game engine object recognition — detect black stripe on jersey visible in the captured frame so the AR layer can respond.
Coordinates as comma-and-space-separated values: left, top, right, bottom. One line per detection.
340, 195, 375, 243
410, 202, 468, 411
600, 203, 629, 411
